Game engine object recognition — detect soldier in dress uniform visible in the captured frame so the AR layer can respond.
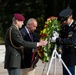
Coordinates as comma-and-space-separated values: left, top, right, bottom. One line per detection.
56, 8, 76, 75
4, 13, 47, 75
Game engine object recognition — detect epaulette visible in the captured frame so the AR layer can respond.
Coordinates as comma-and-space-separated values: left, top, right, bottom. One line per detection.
74, 21, 76, 30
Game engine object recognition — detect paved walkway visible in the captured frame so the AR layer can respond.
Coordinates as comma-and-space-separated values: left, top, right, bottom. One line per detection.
0, 45, 63, 75
0, 45, 7, 75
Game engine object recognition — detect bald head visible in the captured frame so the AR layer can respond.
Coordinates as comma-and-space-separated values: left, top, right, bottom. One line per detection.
26, 18, 37, 25
26, 18, 38, 32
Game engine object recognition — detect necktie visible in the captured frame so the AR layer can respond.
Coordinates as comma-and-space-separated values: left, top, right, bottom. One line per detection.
29, 33, 33, 41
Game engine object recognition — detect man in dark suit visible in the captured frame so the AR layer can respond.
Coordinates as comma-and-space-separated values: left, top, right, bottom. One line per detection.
20, 18, 39, 75
4, 13, 47, 75
56, 8, 76, 75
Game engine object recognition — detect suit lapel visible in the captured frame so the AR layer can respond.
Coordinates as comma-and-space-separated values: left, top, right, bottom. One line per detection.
24, 27, 33, 41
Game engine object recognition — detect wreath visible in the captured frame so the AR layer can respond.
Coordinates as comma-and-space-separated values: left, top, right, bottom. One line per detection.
38, 16, 61, 62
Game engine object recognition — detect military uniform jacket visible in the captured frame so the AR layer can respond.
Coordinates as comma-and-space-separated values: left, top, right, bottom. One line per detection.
4, 25, 37, 69
20, 27, 39, 68
60, 20, 76, 66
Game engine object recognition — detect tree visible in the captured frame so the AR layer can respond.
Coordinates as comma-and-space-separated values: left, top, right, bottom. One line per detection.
0, 0, 76, 39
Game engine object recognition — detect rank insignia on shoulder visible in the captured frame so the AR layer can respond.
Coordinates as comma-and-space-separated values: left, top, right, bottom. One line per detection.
68, 34, 72, 37
68, 31, 73, 37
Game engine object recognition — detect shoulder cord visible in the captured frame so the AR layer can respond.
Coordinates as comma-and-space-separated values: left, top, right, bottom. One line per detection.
9, 27, 24, 59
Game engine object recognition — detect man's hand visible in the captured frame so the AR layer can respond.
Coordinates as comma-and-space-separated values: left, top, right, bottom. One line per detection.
37, 40, 47, 47
53, 31, 59, 37
51, 36, 57, 42
51, 31, 59, 42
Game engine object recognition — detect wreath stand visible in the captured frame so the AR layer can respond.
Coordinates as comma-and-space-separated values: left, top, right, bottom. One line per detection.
42, 44, 72, 75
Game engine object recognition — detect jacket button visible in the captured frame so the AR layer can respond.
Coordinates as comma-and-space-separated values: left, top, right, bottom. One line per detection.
16, 54, 18, 56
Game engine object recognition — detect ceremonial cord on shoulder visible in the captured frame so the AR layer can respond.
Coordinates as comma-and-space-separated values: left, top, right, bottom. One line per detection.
9, 27, 24, 59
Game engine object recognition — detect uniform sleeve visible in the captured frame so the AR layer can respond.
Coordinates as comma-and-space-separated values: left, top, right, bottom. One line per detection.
61, 27, 76, 45
10, 28, 37, 48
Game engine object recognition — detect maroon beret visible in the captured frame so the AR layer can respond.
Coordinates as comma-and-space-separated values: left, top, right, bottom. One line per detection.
14, 13, 25, 21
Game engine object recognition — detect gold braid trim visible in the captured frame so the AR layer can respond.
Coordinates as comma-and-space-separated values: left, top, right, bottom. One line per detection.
9, 27, 24, 59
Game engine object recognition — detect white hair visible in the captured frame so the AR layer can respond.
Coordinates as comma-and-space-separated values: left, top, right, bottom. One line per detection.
26, 18, 37, 25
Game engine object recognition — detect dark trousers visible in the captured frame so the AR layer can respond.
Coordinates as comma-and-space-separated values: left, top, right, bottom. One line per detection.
63, 65, 75, 75
7, 68, 20, 75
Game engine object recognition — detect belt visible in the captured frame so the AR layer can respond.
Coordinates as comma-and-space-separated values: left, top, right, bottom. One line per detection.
66, 45, 76, 48
66, 45, 74, 47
